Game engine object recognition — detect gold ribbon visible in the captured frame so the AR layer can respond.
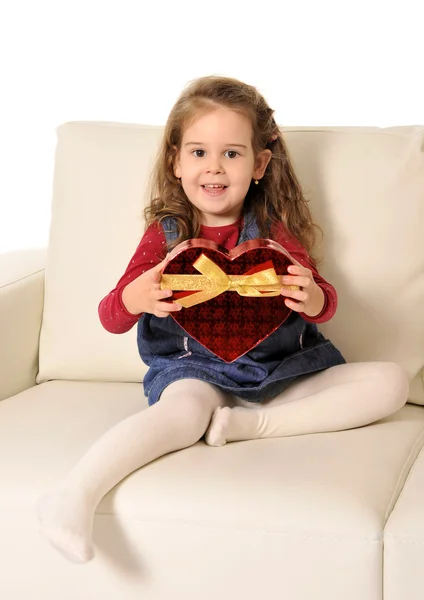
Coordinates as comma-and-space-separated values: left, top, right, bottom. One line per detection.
160, 253, 298, 308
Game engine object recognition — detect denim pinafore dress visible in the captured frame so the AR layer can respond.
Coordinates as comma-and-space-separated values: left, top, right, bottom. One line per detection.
137, 210, 346, 406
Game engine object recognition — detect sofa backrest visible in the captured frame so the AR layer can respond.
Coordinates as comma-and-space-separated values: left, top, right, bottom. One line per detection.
37, 123, 424, 405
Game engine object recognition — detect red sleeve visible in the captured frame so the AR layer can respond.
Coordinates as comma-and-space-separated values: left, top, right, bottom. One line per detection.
98, 222, 167, 333
271, 222, 337, 324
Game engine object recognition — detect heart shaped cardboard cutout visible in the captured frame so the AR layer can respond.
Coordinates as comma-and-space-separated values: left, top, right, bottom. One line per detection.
161, 238, 297, 362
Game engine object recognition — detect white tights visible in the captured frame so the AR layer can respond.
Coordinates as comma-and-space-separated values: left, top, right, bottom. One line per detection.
36, 361, 408, 564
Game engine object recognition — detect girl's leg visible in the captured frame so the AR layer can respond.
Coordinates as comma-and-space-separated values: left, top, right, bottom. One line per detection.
205, 362, 409, 446
37, 379, 227, 563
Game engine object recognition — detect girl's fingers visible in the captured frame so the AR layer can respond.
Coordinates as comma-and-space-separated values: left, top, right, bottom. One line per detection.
281, 288, 309, 302
287, 264, 314, 282
167, 302, 182, 311
158, 252, 172, 271
157, 299, 182, 312
284, 298, 304, 312
157, 288, 173, 299
288, 262, 308, 272
281, 275, 311, 288
155, 289, 182, 307
151, 254, 172, 282
154, 303, 182, 318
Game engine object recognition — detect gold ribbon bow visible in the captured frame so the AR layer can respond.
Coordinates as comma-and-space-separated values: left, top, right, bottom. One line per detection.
160, 253, 297, 308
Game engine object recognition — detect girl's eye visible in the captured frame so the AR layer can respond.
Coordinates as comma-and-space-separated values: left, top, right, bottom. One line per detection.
191, 149, 239, 159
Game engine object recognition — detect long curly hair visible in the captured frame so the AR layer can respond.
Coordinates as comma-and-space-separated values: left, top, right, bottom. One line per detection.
144, 75, 323, 265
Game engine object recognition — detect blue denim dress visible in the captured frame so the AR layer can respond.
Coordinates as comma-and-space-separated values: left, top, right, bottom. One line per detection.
137, 210, 346, 406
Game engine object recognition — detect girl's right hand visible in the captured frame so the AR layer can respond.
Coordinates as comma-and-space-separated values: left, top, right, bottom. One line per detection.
121, 255, 182, 318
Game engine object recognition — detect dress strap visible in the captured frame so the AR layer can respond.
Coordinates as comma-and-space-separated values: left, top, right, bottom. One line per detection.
160, 216, 179, 250
237, 207, 260, 243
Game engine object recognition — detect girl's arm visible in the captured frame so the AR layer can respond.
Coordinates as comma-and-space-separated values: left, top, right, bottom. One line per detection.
98, 222, 167, 333
272, 223, 337, 324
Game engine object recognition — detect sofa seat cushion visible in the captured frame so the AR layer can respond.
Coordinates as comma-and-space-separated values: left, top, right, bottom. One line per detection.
1, 381, 424, 599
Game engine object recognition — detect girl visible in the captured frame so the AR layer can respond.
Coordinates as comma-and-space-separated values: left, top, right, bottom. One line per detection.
37, 75, 409, 564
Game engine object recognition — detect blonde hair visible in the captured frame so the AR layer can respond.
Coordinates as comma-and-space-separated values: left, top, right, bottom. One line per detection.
144, 75, 322, 264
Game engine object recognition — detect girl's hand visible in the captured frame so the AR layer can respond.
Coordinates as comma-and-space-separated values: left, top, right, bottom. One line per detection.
122, 255, 182, 318
280, 264, 325, 317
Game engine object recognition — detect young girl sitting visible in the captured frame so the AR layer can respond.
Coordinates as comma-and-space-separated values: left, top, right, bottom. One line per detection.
37, 75, 409, 564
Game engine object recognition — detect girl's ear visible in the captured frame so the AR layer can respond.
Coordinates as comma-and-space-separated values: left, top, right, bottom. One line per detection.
172, 145, 181, 178
253, 149, 272, 180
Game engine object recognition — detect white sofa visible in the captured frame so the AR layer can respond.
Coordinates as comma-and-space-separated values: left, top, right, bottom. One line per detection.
1, 122, 423, 600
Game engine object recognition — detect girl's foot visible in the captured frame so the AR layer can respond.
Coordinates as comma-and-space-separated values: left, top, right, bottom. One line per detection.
205, 406, 232, 446
36, 486, 95, 564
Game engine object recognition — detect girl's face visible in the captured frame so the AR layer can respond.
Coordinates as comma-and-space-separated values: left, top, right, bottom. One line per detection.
174, 107, 271, 226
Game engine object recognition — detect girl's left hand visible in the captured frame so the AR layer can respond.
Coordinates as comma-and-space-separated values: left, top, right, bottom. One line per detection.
280, 264, 325, 317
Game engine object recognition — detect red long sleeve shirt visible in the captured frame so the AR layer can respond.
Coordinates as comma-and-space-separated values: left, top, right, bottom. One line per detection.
98, 218, 337, 334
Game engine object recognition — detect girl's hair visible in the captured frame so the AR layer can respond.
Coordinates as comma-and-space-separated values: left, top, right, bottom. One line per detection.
144, 75, 323, 265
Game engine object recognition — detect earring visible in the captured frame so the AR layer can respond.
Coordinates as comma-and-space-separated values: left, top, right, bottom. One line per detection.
254, 180, 259, 185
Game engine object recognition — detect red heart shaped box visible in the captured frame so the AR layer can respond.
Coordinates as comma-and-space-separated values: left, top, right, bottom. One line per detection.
162, 238, 296, 363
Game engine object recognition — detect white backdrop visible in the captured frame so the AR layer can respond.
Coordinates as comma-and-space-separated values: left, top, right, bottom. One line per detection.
0, 0, 423, 253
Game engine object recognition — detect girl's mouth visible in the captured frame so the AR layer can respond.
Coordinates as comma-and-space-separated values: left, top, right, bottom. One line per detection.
201, 185, 228, 196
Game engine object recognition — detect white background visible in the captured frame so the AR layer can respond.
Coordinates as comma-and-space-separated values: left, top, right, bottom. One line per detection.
0, 0, 423, 253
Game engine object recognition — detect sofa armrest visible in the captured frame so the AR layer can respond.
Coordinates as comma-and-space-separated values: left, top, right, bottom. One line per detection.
0, 249, 46, 401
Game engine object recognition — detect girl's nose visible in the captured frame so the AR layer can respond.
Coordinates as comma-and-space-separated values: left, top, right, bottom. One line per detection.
206, 156, 224, 174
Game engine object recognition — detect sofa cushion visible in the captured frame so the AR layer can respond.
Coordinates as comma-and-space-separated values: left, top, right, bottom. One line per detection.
384, 439, 424, 600
1, 381, 424, 599
0, 248, 46, 400
37, 123, 424, 404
